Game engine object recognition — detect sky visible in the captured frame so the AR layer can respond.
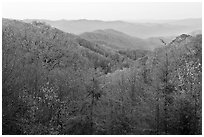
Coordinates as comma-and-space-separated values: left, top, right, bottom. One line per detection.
2, 1, 202, 21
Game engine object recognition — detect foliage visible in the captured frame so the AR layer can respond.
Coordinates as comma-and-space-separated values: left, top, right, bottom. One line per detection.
2, 19, 202, 135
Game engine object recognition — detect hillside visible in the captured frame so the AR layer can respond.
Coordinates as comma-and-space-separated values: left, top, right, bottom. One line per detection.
2, 18, 202, 135
100, 33, 202, 134
24, 18, 202, 38
7, 19, 139, 74
80, 29, 152, 50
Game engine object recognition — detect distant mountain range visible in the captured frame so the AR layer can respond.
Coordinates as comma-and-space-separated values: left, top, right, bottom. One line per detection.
2, 18, 140, 75
80, 29, 152, 50
23, 18, 201, 38
3, 18, 202, 135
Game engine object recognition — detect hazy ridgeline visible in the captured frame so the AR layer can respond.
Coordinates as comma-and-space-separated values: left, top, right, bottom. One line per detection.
2, 18, 202, 135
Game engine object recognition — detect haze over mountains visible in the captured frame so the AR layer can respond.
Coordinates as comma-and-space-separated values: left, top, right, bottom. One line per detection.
3, 18, 202, 135
2, 0, 202, 134
22, 18, 202, 51
24, 18, 201, 39
80, 29, 153, 50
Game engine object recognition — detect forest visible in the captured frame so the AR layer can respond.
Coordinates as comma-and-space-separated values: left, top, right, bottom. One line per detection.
2, 18, 202, 135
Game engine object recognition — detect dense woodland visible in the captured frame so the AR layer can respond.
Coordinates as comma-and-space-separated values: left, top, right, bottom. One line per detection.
2, 19, 202, 135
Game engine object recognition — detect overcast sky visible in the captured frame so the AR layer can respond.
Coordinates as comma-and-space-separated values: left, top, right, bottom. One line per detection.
2, 1, 202, 21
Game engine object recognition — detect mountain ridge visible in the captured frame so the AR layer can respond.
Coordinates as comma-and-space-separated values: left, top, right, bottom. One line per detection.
80, 29, 152, 50
23, 18, 201, 38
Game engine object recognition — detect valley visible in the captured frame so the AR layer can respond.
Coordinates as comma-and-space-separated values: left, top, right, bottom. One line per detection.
2, 18, 202, 135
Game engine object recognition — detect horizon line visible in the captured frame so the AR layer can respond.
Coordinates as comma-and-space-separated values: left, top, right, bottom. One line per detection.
2, 17, 202, 22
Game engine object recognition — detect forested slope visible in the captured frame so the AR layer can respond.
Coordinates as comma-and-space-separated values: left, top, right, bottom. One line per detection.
2, 19, 202, 135
99, 34, 202, 134
2, 18, 133, 134
80, 29, 152, 50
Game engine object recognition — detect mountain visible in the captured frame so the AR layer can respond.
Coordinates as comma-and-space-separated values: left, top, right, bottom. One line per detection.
3, 18, 202, 135
80, 29, 153, 50
2, 19, 137, 87
2, 18, 150, 135
164, 18, 201, 28
24, 18, 202, 38
99, 33, 202, 134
